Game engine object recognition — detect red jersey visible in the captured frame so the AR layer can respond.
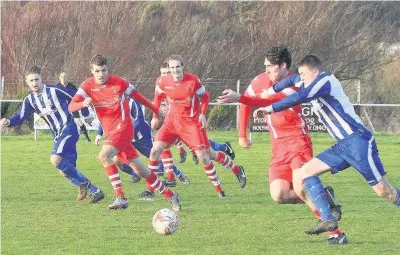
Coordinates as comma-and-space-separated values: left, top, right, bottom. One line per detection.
154, 73, 205, 120
75, 75, 136, 136
239, 72, 308, 140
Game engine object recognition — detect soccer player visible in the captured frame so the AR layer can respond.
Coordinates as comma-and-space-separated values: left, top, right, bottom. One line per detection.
151, 55, 246, 198
218, 46, 345, 244
58, 72, 91, 142
158, 63, 236, 164
220, 54, 400, 237
95, 98, 190, 201
0, 66, 104, 203
69, 54, 181, 211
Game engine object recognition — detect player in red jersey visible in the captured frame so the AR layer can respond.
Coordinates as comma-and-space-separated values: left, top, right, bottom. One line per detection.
158, 64, 190, 164
150, 55, 245, 198
218, 46, 346, 244
69, 54, 181, 211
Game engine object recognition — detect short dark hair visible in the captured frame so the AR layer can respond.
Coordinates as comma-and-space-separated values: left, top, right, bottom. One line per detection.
297, 54, 323, 70
90, 54, 107, 66
265, 46, 292, 69
167, 54, 184, 67
24, 65, 41, 76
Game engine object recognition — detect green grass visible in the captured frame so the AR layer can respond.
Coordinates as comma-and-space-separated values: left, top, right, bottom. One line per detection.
1, 131, 400, 255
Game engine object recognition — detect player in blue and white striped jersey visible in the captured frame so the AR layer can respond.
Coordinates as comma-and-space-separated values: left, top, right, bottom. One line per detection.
95, 97, 190, 200
0, 66, 104, 203
263, 55, 400, 236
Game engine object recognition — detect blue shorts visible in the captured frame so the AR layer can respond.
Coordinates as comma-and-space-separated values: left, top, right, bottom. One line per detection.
317, 130, 386, 186
52, 122, 80, 166
133, 138, 153, 158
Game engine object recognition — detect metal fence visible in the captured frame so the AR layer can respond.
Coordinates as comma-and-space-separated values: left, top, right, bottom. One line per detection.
2, 76, 400, 134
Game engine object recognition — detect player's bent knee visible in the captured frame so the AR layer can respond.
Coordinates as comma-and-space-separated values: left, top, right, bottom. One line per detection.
197, 151, 210, 165
270, 191, 286, 204
97, 152, 110, 165
112, 156, 122, 167
150, 147, 162, 160
49, 155, 62, 167
206, 148, 216, 160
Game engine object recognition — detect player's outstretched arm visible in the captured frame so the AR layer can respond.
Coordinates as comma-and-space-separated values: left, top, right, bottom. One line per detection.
6, 98, 36, 127
271, 73, 332, 113
239, 103, 252, 149
198, 91, 210, 128
271, 73, 300, 93
217, 89, 275, 107
69, 95, 92, 113
129, 90, 159, 116
200, 90, 210, 113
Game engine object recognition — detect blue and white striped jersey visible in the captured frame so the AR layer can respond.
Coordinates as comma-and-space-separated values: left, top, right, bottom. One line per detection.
9, 85, 89, 137
271, 72, 366, 141
97, 98, 151, 142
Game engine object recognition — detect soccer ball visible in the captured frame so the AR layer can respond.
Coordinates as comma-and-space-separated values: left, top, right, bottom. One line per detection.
152, 208, 179, 235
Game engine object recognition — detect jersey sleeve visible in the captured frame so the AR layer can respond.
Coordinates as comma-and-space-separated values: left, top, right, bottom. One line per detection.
124, 78, 157, 114
69, 82, 88, 113
272, 73, 332, 112
8, 97, 36, 127
200, 90, 210, 115
272, 74, 301, 93
239, 87, 298, 108
155, 76, 165, 95
153, 77, 166, 118
238, 84, 255, 139
122, 80, 137, 98
74, 82, 89, 101
195, 77, 206, 95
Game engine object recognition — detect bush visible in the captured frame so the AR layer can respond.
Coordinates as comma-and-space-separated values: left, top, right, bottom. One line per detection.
207, 105, 236, 130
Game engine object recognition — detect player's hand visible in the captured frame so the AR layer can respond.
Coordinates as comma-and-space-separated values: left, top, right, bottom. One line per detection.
253, 108, 267, 118
151, 118, 159, 129
95, 135, 102, 146
217, 89, 240, 104
0, 118, 10, 127
199, 114, 207, 128
82, 97, 93, 107
265, 105, 274, 114
239, 137, 252, 149
84, 115, 94, 126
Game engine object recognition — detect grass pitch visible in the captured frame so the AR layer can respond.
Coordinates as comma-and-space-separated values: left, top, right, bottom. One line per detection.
1, 131, 400, 255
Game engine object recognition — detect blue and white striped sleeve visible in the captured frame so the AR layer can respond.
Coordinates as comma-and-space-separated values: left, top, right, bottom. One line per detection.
272, 74, 301, 92
8, 97, 35, 127
272, 73, 332, 112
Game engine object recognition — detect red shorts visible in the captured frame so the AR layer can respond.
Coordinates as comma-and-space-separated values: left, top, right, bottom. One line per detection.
155, 116, 210, 151
269, 135, 313, 184
104, 129, 139, 164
